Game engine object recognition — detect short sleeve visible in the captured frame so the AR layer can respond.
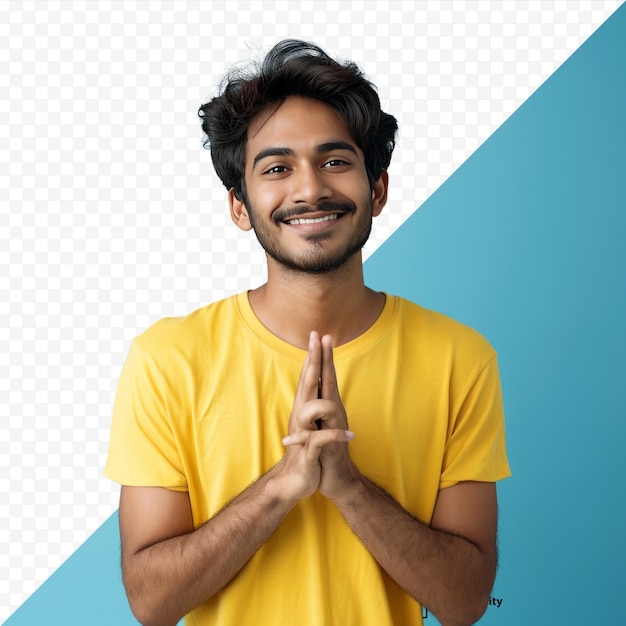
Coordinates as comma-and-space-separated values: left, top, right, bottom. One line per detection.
439, 354, 511, 489
104, 340, 187, 490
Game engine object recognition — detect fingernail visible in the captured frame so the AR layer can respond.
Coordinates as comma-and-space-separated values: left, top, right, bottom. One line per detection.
282, 435, 292, 445
345, 430, 355, 440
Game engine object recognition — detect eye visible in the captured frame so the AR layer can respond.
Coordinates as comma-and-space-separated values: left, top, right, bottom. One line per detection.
263, 165, 289, 175
323, 159, 349, 168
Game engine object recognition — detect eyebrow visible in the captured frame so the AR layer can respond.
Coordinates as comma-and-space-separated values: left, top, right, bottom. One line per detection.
252, 147, 294, 169
252, 141, 358, 170
316, 141, 358, 156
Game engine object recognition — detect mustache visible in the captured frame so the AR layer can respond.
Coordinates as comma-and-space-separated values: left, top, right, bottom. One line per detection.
272, 200, 356, 224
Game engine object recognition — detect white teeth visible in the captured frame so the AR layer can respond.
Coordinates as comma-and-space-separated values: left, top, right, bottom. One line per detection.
287, 214, 339, 225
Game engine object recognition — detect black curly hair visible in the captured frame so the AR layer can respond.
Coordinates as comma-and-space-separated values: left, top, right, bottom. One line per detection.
198, 39, 398, 202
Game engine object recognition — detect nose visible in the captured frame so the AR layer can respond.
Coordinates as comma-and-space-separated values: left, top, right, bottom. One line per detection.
289, 164, 332, 205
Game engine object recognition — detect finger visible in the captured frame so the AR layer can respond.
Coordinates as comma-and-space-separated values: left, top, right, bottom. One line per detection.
320, 334, 340, 403
294, 332, 322, 407
282, 429, 355, 448
294, 399, 338, 431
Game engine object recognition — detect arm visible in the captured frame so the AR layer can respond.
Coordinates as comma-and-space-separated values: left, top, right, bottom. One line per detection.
119, 335, 352, 626
332, 479, 497, 626
119, 477, 290, 626
287, 334, 498, 626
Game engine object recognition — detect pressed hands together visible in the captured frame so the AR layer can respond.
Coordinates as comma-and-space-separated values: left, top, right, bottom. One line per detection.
120, 332, 496, 626
276, 331, 359, 503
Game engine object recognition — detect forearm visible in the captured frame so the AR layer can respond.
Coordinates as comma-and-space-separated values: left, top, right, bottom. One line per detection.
333, 476, 495, 626
123, 472, 294, 626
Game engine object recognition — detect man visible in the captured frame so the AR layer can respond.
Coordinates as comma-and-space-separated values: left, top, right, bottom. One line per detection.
105, 40, 510, 626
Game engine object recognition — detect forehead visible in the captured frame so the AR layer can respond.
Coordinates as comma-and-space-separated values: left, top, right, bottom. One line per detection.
246, 97, 358, 161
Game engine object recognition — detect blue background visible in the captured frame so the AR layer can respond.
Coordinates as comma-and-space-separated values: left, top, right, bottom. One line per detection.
5, 5, 625, 625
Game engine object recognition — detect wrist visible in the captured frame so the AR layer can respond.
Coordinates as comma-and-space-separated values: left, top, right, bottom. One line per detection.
327, 467, 367, 508
263, 457, 307, 509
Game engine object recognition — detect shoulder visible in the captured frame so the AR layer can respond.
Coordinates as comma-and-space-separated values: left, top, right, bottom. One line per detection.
389, 295, 497, 364
132, 293, 242, 362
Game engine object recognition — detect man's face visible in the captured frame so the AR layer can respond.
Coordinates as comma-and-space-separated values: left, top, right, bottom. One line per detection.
231, 96, 387, 274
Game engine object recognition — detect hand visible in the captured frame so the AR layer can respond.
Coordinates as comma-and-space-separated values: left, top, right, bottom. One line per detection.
273, 332, 354, 504
282, 333, 360, 501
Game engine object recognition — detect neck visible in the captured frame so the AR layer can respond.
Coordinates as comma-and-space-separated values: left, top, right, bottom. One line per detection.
248, 253, 385, 350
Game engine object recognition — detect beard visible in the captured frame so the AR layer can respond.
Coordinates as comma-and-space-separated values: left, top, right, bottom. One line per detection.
244, 197, 373, 274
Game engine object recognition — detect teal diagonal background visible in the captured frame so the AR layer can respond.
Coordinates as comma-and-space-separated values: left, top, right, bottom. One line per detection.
5, 4, 626, 625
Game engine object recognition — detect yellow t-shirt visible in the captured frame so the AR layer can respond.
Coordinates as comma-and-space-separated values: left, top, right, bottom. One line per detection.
105, 292, 510, 625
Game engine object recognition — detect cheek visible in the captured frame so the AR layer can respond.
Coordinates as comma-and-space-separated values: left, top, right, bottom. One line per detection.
248, 175, 278, 198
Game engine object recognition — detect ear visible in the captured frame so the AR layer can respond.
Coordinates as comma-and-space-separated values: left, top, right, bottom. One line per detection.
371, 170, 389, 217
228, 188, 253, 231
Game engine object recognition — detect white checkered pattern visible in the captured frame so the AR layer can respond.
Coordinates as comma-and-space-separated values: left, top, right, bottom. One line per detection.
0, 0, 621, 619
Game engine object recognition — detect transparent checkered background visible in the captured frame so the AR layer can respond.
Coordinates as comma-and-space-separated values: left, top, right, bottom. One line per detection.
0, 0, 621, 620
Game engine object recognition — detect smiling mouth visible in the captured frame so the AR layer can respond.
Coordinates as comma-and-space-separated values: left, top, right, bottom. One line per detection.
285, 214, 340, 225
274, 200, 355, 225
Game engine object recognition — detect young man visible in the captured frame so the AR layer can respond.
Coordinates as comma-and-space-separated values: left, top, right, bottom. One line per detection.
105, 40, 510, 626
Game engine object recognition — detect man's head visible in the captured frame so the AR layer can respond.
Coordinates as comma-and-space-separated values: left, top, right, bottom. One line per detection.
227, 96, 389, 274
198, 39, 398, 203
